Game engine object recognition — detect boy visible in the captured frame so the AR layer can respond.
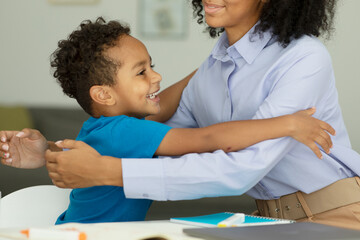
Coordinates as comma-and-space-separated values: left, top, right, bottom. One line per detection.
49, 17, 334, 224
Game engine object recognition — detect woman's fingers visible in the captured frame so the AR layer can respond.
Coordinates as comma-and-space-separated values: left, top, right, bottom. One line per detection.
0, 131, 15, 159
52, 180, 67, 188
0, 129, 41, 161
1, 157, 13, 165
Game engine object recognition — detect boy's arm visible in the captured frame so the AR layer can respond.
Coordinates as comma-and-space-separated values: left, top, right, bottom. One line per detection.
146, 70, 197, 123
155, 108, 335, 159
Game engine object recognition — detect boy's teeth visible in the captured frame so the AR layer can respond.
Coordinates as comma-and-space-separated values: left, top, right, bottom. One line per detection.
147, 93, 157, 99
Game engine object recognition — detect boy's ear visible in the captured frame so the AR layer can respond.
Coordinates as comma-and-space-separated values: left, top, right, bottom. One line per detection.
89, 85, 115, 106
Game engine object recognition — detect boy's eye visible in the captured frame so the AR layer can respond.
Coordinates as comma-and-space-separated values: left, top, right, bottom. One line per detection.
137, 64, 155, 76
137, 69, 146, 75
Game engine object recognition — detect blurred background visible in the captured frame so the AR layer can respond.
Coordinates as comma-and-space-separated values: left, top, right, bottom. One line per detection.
0, 0, 359, 219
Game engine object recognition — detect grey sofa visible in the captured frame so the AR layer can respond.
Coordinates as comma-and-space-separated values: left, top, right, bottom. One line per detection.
0, 107, 256, 220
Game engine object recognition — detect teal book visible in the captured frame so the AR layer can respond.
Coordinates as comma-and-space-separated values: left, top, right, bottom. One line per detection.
170, 212, 295, 227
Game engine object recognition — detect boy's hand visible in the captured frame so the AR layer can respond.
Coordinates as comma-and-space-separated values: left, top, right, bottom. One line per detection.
46, 140, 123, 188
0, 128, 48, 168
289, 107, 336, 159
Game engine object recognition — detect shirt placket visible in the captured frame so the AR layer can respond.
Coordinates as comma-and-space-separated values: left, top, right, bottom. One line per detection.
220, 55, 235, 122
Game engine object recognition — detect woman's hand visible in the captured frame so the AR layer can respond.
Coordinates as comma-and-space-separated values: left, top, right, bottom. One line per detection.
0, 128, 48, 168
289, 107, 336, 159
46, 140, 123, 188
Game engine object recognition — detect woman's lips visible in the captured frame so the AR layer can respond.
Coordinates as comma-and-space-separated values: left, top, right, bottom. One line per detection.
204, 3, 225, 14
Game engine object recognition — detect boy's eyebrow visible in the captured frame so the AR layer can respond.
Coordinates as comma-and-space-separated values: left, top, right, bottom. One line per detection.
132, 56, 152, 70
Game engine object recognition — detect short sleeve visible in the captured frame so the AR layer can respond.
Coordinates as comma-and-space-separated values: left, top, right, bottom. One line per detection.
107, 117, 172, 158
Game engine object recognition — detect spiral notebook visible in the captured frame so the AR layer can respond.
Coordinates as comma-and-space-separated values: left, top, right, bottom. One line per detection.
170, 212, 294, 228
183, 222, 360, 240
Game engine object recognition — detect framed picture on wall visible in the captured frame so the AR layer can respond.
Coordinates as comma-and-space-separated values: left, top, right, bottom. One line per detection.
47, 0, 99, 4
138, 0, 188, 39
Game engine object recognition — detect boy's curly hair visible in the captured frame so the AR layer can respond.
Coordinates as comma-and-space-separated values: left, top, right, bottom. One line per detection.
50, 17, 130, 115
191, 0, 336, 47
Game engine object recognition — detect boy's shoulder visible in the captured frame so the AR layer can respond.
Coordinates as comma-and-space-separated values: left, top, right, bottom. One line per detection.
86, 115, 137, 124
84, 115, 169, 132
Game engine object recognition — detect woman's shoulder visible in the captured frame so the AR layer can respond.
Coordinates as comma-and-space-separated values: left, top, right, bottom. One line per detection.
278, 35, 332, 67
287, 35, 331, 58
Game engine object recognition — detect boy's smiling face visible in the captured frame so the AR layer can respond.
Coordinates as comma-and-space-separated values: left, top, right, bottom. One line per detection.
105, 35, 162, 118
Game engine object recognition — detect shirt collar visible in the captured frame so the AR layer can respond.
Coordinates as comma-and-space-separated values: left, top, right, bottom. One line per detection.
210, 24, 273, 65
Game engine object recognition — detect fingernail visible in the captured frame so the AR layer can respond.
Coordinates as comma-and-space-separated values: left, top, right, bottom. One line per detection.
2, 144, 9, 151
55, 140, 63, 145
16, 132, 24, 137
0, 137, 6, 142
5, 158, 12, 163
4, 153, 10, 158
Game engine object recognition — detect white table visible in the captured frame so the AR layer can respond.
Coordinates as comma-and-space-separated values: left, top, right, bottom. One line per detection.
0, 220, 202, 240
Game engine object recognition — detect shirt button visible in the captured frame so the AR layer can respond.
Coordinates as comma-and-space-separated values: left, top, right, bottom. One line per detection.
143, 193, 149, 198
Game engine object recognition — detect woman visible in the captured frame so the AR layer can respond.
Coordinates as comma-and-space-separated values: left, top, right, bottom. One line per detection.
2, 0, 360, 229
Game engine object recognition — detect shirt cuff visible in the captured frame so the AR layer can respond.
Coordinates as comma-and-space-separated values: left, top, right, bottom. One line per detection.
122, 158, 167, 201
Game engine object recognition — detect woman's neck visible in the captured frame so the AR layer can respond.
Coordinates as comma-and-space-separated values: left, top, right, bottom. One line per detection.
225, 23, 256, 46
225, 17, 260, 46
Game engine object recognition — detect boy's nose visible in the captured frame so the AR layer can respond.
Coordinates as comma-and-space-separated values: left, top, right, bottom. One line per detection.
151, 70, 162, 83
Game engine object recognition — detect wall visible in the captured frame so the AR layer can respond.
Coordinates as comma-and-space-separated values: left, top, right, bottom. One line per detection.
0, 0, 215, 107
0, 0, 359, 151
324, 0, 360, 152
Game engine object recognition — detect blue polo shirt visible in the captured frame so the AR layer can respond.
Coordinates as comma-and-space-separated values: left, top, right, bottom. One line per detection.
56, 115, 172, 224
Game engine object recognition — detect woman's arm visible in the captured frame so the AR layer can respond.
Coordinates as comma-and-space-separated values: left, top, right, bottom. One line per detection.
155, 108, 335, 159
146, 69, 197, 123
0, 128, 63, 168
46, 140, 123, 188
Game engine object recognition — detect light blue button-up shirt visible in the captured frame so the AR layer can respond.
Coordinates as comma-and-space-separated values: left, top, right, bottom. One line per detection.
122, 27, 360, 201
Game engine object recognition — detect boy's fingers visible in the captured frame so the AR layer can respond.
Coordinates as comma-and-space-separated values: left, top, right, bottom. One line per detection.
316, 136, 330, 154
308, 142, 323, 159
314, 149, 323, 159
306, 107, 316, 115
319, 131, 332, 149
321, 122, 336, 136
